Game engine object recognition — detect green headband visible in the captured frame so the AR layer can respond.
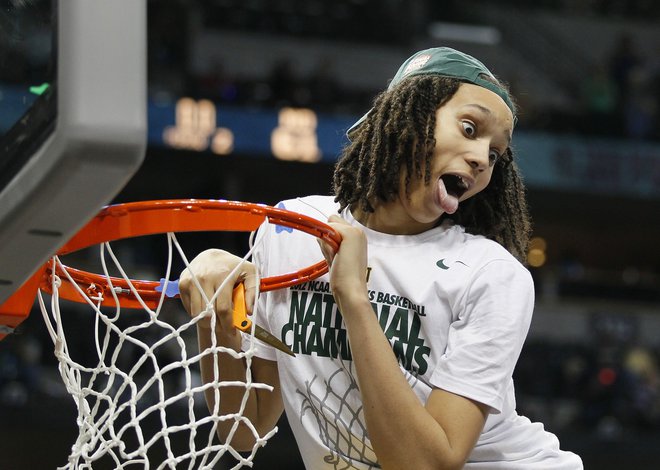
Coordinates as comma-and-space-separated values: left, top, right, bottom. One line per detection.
347, 47, 516, 138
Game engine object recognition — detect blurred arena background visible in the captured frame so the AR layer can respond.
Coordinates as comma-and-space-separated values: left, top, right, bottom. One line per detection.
2, 0, 660, 468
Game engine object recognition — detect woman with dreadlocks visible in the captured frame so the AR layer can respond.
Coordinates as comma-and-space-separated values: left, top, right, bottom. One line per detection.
179, 47, 583, 469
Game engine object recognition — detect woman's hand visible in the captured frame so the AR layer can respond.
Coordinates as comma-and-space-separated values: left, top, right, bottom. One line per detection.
317, 215, 369, 309
179, 249, 257, 336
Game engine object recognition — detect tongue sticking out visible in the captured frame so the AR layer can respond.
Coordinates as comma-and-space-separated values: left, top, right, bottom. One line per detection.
437, 178, 459, 214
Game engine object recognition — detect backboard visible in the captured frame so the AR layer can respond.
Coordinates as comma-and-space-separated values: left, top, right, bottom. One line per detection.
0, 0, 146, 330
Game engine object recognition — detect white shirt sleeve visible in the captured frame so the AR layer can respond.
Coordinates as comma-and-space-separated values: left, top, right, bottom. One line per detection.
429, 259, 535, 413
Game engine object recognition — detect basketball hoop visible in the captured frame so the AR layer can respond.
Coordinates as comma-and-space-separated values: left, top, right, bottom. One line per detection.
0, 199, 340, 469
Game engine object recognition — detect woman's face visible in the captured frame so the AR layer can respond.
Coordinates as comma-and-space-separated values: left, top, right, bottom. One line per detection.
365, 82, 514, 235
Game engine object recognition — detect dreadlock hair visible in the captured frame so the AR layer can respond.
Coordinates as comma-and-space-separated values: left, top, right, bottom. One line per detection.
333, 74, 532, 263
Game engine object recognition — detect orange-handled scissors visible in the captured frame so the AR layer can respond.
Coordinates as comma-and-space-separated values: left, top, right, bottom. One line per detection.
232, 283, 295, 357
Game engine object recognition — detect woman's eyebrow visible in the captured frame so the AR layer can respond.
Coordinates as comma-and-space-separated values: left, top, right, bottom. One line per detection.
464, 103, 493, 116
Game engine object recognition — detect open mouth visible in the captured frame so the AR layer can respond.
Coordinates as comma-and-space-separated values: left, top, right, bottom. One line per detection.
440, 174, 469, 200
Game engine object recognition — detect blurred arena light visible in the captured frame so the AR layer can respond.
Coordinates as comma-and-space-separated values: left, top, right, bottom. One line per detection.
428, 21, 501, 45
527, 236, 548, 268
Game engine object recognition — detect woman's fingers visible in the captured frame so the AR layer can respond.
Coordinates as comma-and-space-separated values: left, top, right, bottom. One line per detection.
179, 248, 257, 331
317, 216, 368, 291
243, 272, 258, 316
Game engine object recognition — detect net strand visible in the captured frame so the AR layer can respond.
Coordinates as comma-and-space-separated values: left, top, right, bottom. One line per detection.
37, 220, 278, 469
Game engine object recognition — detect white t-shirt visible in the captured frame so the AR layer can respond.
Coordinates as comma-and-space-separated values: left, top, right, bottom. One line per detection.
242, 195, 583, 469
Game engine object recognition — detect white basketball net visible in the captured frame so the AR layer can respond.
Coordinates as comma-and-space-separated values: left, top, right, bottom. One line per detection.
36, 228, 276, 469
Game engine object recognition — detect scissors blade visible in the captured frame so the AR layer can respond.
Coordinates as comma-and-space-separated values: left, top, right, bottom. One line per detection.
253, 325, 296, 357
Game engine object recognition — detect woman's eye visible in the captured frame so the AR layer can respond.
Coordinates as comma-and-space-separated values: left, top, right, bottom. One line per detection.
489, 149, 501, 165
461, 121, 476, 137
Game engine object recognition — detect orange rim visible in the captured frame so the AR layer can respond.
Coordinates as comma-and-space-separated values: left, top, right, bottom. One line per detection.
39, 199, 340, 309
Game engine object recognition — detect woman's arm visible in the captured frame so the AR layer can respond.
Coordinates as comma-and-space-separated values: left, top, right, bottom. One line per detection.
179, 249, 284, 451
319, 216, 488, 470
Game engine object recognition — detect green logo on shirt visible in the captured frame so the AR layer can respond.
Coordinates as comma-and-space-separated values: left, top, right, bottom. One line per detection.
436, 259, 468, 269
436, 259, 450, 269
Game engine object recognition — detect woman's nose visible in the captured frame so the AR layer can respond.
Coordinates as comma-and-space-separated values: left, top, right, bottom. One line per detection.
465, 143, 490, 172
